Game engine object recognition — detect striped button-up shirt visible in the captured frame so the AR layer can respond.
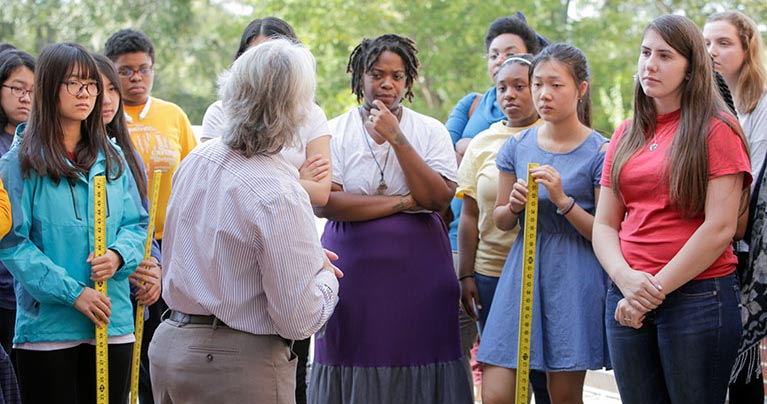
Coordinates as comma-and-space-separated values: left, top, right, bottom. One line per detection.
161, 139, 338, 340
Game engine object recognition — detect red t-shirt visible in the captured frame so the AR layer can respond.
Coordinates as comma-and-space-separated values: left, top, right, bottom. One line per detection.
601, 110, 751, 279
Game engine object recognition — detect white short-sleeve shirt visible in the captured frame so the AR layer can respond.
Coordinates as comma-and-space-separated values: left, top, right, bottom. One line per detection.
201, 100, 331, 170
330, 107, 457, 196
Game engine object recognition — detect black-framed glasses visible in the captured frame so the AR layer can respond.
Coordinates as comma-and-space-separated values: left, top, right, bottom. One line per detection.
484, 52, 517, 62
117, 66, 153, 77
62, 80, 100, 97
2, 84, 33, 98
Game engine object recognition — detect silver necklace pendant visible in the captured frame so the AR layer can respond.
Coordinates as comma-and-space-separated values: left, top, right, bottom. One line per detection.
649, 142, 658, 151
360, 108, 392, 195
377, 177, 388, 194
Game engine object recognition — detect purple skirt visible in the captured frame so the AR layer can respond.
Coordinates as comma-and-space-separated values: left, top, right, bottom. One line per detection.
309, 212, 471, 404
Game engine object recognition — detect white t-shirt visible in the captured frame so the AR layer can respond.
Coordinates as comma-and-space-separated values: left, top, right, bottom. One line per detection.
201, 100, 331, 169
330, 107, 457, 196
741, 92, 767, 184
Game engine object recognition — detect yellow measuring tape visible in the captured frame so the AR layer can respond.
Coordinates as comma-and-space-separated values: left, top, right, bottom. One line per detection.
515, 163, 539, 404
94, 176, 109, 404
130, 170, 162, 404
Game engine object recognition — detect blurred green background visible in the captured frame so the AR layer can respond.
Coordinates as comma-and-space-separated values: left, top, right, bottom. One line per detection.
2, 0, 765, 135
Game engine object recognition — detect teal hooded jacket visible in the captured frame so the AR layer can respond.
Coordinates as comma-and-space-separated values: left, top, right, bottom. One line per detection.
0, 136, 148, 344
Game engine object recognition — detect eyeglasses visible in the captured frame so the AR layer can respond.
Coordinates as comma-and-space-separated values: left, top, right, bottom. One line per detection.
117, 66, 153, 77
485, 52, 517, 62
63, 80, 101, 97
2, 84, 33, 98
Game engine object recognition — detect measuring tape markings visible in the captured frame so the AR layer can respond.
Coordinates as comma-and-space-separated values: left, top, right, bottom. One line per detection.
129, 170, 162, 404
94, 176, 109, 404
515, 163, 539, 404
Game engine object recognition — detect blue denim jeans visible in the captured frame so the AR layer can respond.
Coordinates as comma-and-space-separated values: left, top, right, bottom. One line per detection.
605, 273, 741, 404
474, 272, 499, 334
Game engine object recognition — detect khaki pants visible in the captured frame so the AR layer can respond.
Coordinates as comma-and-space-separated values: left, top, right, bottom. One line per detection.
149, 319, 296, 404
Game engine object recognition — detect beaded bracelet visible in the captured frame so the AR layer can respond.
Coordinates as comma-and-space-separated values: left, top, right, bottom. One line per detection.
556, 196, 576, 215
458, 274, 474, 281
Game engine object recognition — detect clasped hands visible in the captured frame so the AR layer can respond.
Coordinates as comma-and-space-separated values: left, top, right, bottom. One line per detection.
613, 270, 665, 329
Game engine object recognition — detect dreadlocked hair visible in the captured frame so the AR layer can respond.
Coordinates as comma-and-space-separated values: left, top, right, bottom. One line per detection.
346, 34, 420, 104
715, 70, 738, 118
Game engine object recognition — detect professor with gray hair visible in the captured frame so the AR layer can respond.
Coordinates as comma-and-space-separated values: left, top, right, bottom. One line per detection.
148, 38, 342, 404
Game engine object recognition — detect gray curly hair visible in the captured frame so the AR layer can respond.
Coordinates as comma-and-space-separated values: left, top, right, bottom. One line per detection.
218, 38, 316, 157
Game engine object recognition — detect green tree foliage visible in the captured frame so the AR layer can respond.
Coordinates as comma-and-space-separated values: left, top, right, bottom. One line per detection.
1, 0, 765, 135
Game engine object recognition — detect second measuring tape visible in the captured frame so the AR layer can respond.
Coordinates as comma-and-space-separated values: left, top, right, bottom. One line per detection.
130, 170, 162, 404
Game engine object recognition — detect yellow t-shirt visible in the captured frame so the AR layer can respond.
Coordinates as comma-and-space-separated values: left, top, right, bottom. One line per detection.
0, 178, 10, 238
456, 119, 542, 277
125, 97, 197, 240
